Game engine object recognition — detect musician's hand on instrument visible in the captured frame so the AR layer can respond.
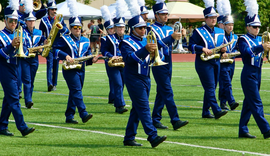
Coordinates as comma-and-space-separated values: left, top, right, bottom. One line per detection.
12, 37, 20, 48
112, 56, 119, 60
202, 48, 212, 56
171, 32, 181, 40
44, 39, 48, 45
38, 48, 43, 53
66, 55, 74, 64
92, 56, 99, 63
146, 43, 157, 54
221, 47, 227, 53
262, 43, 270, 51
221, 53, 228, 59
181, 28, 186, 37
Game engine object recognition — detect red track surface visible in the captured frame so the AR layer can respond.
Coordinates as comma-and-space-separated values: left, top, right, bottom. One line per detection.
38, 54, 242, 64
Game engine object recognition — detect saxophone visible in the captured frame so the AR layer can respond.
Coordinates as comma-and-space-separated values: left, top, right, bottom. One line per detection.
28, 14, 63, 57
200, 37, 235, 61
108, 56, 125, 67
262, 27, 270, 63
220, 52, 241, 64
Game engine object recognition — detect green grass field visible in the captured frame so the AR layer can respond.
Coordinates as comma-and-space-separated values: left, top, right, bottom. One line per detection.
0, 61, 270, 156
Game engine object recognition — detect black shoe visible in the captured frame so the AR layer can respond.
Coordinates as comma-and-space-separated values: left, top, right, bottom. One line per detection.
52, 86, 57, 91
220, 103, 229, 110
115, 107, 128, 114
150, 136, 167, 148
48, 85, 53, 92
123, 140, 143, 146
229, 102, 239, 110
0, 129, 14, 136
214, 110, 228, 119
21, 127, 35, 137
239, 133, 256, 138
202, 114, 215, 118
19, 92, 22, 99
154, 123, 168, 129
173, 120, 189, 130
66, 119, 79, 124
26, 102, 33, 109
82, 114, 93, 123
263, 130, 270, 139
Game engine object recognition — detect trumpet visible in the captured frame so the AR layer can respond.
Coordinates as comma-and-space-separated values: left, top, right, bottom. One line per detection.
33, 0, 42, 11
200, 36, 235, 61
172, 17, 188, 53
220, 52, 241, 64
147, 25, 168, 66
14, 24, 27, 58
262, 27, 270, 63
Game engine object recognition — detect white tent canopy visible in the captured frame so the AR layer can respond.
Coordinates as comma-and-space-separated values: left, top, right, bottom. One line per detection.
56, 1, 102, 20
107, 3, 154, 20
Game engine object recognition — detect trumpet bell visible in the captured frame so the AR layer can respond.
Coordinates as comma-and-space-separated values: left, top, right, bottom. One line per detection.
33, 0, 42, 11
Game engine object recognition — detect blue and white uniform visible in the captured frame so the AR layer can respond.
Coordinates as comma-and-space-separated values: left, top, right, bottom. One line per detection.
39, 14, 69, 89
53, 34, 93, 122
238, 33, 270, 135
121, 33, 158, 142
103, 33, 127, 109
21, 28, 44, 105
150, 21, 181, 125
188, 24, 226, 117
219, 32, 238, 106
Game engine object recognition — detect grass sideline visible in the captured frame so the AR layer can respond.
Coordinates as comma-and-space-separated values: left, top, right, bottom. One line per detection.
0, 62, 270, 156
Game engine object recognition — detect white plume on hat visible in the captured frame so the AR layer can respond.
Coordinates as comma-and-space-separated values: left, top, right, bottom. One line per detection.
203, 0, 214, 8
115, 0, 127, 19
100, 5, 111, 21
216, 0, 223, 15
8, 0, 19, 10
67, 0, 78, 17
222, 0, 231, 16
125, 0, 140, 18
244, 0, 258, 17
138, 0, 145, 6
155, 0, 165, 4
24, 0, 33, 14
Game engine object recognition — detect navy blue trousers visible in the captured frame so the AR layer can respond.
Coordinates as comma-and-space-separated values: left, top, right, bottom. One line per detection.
219, 62, 235, 105
239, 65, 270, 134
0, 60, 28, 131
195, 59, 222, 116
152, 65, 180, 125
17, 59, 22, 93
63, 69, 89, 121
124, 75, 157, 142
107, 66, 125, 108
21, 56, 39, 104
105, 62, 114, 102
46, 52, 59, 87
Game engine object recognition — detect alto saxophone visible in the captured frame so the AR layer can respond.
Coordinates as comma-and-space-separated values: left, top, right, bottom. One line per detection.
28, 14, 63, 57
220, 52, 241, 64
108, 56, 125, 67
200, 37, 235, 61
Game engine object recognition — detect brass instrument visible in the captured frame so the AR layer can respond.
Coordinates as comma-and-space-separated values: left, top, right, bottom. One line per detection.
0, 4, 2, 13
147, 23, 168, 66
62, 55, 95, 70
14, 24, 27, 58
29, 14, 63, 57
220, 52, 241, 64
262, 27, 270, 63
200, 37, 235, 61
172, 17, 188, 53
108, 56, 125, 67
33, 0, 42, 11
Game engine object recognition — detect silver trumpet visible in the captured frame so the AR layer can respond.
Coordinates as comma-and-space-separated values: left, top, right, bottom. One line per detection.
172, 17, 188, 53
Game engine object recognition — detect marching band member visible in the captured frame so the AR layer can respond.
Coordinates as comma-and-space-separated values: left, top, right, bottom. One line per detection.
138, 0, 150, 35
218, 0, 239, 111
100, 5, 115, 104
53, 0, 98, 124
39, 0, 69, 92
121, 0, 167, 147
188, 0, 228, 119
151, 0, 189, 130
0, 0, 35, 137
103, 0, 128, 114
238, 0, 270, 139
21, 0, 45, 109
216, 0, 224, 30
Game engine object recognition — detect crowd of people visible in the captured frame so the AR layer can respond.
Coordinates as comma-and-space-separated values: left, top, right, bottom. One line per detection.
0, 0, 270, 149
